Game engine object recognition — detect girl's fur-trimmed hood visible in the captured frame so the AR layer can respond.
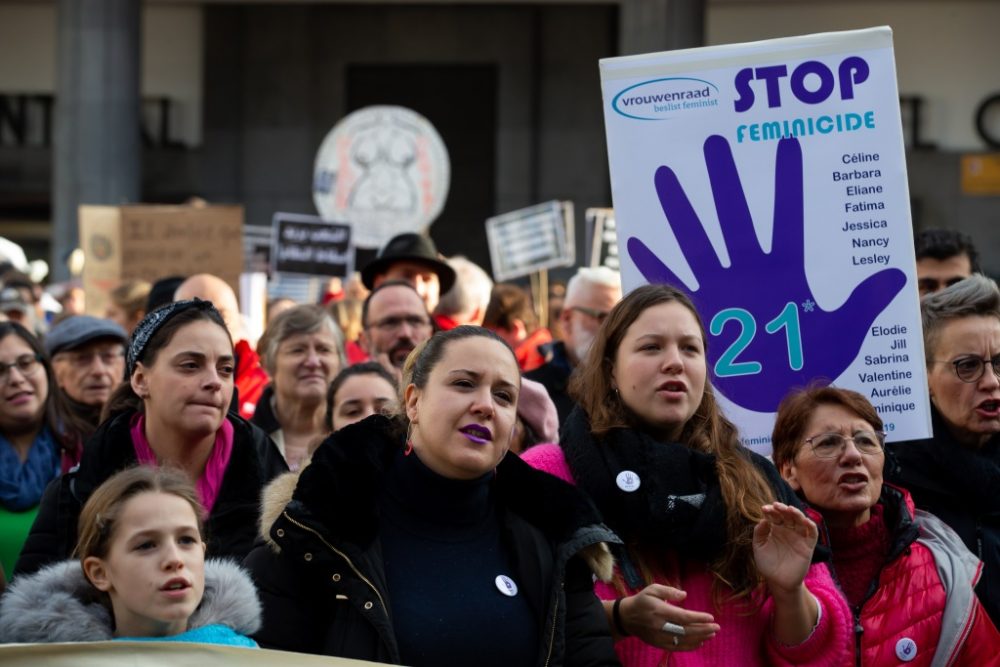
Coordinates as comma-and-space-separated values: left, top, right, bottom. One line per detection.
0, 558, 262, 643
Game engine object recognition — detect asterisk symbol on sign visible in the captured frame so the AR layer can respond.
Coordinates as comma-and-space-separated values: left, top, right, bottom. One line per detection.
801, 299, 816, 313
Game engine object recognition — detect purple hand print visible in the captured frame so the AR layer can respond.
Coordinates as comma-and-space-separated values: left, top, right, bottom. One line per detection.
628, 135, 906, 413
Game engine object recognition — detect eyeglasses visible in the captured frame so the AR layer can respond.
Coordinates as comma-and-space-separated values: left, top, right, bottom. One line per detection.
933, 355, 1000, 383
55, 348, 125, 369
367, 315, 431, 333
0, 354, 42, 383
803, 431, 885, 459
569, 306, 610, 322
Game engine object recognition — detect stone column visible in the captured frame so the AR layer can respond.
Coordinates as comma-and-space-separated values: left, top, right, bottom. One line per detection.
52, 0, 141, 281
619, 0, 705, 57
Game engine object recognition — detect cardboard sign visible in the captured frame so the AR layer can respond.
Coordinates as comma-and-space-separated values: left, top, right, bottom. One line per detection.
600, 27, 930, 453
312, 106, 450, 249
271, 212, 354, 278
79, 204, 243, 317
586, 207, 620, 270
486, 201, 575, 282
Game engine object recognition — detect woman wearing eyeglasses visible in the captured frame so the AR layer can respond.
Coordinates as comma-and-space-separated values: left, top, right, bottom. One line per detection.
886, 274, 1000, 627
773, 385, 1000, 665
0, 322, 74, 578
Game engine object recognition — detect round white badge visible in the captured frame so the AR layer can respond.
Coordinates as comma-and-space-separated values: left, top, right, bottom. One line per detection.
495, 575, 518, 597
616, 470, 641, 492
312, 105, 451, 248
895, 637, 917, 662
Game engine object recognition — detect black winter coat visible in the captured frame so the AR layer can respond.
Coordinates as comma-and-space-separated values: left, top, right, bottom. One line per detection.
886, 405, 1000, 626
13, 410, 287, 577
244, 414, 622, 666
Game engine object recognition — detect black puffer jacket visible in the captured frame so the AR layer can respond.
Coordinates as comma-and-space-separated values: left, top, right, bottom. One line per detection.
244, 414, 622, 666
13, 410, 287, 577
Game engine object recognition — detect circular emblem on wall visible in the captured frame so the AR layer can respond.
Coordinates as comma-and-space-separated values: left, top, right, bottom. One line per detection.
89, 234, 113, 262
312, 105, 451, 249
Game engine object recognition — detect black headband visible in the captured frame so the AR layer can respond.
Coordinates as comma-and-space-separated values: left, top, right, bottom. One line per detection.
126, 298, 219, 377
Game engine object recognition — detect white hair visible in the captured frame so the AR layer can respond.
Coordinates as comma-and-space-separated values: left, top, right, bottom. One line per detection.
565, 266, 621, 307
434, 256, 494, 320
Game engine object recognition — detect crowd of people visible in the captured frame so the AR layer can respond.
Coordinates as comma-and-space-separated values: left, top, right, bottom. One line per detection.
0, 226, 997, 666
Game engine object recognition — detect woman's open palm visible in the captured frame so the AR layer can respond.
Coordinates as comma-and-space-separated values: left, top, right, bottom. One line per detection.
752, 502, 817, 593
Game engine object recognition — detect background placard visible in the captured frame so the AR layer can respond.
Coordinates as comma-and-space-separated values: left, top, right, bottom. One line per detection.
485, 200, 575, 281
270, 212, 354, 279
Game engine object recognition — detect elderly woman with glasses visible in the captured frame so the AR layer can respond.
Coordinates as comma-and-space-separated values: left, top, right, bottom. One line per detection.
773, 385, 999, 665
885, 274, 1000, 627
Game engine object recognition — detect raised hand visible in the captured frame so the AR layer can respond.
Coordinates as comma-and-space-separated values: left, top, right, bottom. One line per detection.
627, 135, 906, 412
752, 502, 817, 594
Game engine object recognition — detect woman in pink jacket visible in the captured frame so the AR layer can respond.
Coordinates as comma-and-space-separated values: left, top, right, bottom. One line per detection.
772, 385, 1000, 666
523, 284, 851, 666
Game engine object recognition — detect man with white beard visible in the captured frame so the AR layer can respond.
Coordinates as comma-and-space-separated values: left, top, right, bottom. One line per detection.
526, 267, 621, 424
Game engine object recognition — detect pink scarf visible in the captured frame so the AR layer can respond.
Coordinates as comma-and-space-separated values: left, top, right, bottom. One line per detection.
130, 414, 234, 515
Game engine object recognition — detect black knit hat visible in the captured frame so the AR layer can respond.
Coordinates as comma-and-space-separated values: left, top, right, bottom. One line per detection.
360, 233, 455, 294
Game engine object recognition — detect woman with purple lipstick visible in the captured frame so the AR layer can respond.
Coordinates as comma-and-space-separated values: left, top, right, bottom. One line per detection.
245, 325, 622, 666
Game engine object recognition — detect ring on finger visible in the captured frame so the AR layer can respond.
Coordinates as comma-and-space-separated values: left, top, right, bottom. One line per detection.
661, 622, 685, 635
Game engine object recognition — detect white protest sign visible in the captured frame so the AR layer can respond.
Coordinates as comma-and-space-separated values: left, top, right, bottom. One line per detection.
486, 201, 575, 281
600, 27, 931, 454
313, 106, 450, 249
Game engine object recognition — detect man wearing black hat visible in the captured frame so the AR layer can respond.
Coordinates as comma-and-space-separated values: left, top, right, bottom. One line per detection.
360, 233, 456, 313
47, 315, 128, 445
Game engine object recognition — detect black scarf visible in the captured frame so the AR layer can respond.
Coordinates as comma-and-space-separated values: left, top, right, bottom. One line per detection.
560, 407, 729, 564
560, 407, 810, 590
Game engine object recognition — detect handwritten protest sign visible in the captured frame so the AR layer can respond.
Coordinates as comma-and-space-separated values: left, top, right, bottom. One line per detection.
485, 201, 575, 281
600, 27, 931, 453
271, 213, 354, 279
79, 205, 243, 317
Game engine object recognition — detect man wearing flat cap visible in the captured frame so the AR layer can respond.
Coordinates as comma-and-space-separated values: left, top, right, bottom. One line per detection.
361, 233, 456, 314
47, 315, 128, 446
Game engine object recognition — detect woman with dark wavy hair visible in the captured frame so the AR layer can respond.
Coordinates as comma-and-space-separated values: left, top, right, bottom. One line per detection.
523, 284, 850, 666
14, 299, 286, 577
0, 322, 73, 577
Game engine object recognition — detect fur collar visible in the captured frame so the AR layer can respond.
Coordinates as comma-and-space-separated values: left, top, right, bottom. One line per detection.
0, 558, 261, 643
258, 414, 617, 581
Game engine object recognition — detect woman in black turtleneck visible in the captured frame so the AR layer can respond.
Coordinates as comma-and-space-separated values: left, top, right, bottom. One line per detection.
245, 326, 621, 667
